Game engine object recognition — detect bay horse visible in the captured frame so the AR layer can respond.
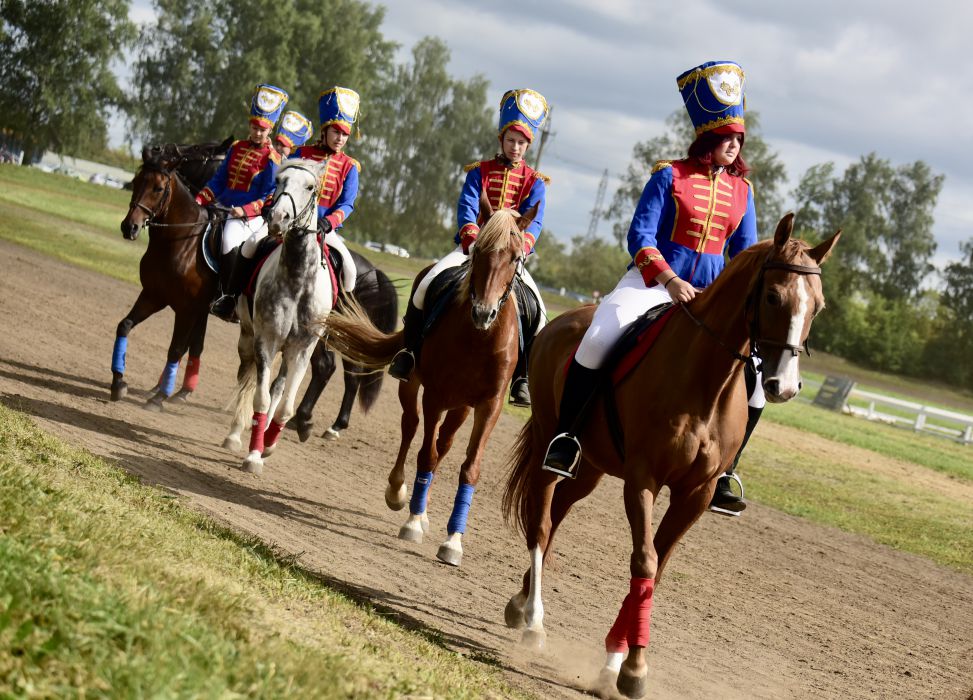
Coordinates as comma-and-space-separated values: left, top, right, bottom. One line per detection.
222, 159, 334, 474
114, 148, 216, 410
501, 214, 839, 698
324, 207, 534, 566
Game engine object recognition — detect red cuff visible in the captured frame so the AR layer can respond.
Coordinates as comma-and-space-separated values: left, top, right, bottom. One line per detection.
634, 247, 670, 287
195, 188, 214, 206
325, 212, 344, 230
523, 233, 536, 256
241, 200, 263, 218
461, 232, 478, 255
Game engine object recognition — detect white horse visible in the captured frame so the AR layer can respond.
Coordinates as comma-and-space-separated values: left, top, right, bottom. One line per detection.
223, 159, 334, 474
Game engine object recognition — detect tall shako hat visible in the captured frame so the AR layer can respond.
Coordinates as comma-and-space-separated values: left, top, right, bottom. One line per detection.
677, 61, 745, 136
250, 84, 288, 129
498, 89, 548, 142
318, 87, 360, 136
275, 110, 313, 149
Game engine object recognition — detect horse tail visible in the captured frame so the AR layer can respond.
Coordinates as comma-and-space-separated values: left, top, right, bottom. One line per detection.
502, 416, 539, 538
324, 295, 404, 368
225, 361, 258, 430
351, 268, 399, 413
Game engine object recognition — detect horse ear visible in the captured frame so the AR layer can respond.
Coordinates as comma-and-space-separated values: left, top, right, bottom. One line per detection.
773, 212, 795, 249
479, 188, 495, 220
141, 145, 151, 162
809, 230, 841, 266
517, 203, 540, 232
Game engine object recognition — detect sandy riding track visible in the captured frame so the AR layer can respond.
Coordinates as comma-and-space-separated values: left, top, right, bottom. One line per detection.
1, 240, 971, 699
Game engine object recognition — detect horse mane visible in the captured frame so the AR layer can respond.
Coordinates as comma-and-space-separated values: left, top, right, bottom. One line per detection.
457, 209, 525, 299
701, 236, 815, 303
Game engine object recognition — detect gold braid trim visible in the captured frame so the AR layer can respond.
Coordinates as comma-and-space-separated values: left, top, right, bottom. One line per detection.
534, 170, 550, 185
677, 63, 745, 90
694, 115, 745, 136
652, 160, 673, 174
463, 161, 481, 172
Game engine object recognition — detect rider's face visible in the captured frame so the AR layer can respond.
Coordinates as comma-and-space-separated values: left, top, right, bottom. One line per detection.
249, 122, 272, 145
712, 134, 742, 166
501, 129, 530, 164
326, 126, 349, 152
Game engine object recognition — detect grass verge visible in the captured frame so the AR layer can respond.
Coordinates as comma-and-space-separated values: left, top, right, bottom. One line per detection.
0, 402, 526, 699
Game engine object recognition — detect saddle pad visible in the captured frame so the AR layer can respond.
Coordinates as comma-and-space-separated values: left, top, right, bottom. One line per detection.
608, 303, 678, 385
199, 219, 220, 274
422, 263, 468, 337
244, 234, 338, 306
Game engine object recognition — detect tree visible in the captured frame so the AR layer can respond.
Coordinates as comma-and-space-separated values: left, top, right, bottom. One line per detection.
606, 110, 787, 244
0, 0, 135, 157
923, 238, 973, 389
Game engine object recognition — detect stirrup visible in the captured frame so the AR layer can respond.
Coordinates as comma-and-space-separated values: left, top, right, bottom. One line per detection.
708, 472, 746, 517
388, 349, 415, 381
508, 377, 531, 407
209, 295, 237, 321
541, 433, 581, 479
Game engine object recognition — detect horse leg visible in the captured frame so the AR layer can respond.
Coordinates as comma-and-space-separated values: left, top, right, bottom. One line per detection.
223, 318, 255, 452
286, 343, 333, 442
653, 480, 713, 582
397, 400, 445, 544
171, 313, 208, 403
506, 460, 603, 635
435, 398, 503, 567
145, 308, 198, 412
241, 335, 278, 475
110, 292, 164, 401
601, 477, 658, 700
327, 358, 361, 440
385, 378, 420, 511
267, 356, 288, 424
262, 341, 315, 458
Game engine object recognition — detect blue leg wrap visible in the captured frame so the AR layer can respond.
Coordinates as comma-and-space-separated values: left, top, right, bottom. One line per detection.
409, 470, 434, 515
111, 336, 128, 374
160, 361, 179, 397
447, 483, 476, 535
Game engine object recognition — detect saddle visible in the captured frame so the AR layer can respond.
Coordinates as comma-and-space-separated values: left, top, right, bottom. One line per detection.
243, 234, 339, 305
199, 211, 225, 274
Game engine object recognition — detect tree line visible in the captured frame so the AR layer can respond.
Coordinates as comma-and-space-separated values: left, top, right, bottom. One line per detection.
3, 0, 972, 392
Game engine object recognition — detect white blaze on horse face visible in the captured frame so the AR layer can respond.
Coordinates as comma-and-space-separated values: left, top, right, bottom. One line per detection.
766, 276, 808, 398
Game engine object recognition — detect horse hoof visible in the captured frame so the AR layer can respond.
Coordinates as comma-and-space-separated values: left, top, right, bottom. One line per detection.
504, 592, 527, 629
170, 388, 192, 403
616, 666, 648, 699
286, 418, 313, 442
223, 435, 243, 452
520, 626, 546, 650
398, 519, 424, 544
385, 483, 408, 511
436, 542, 463, 567
593, 668, 620, 699
322, 427, 340, 441
143, 394, 165, 412
110, 381, 128, 402
242, 452, 264, 475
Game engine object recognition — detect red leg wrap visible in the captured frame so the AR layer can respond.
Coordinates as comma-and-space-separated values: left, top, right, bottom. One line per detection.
263, 419, 285, 449
605, 577, 655, 653
248, 412, 268, 453
182, 356, 201, 391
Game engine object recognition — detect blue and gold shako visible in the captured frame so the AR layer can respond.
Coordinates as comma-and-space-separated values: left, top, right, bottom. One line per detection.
318, 87, 360, 136
250, 84, 288, 129
275, 110, 313, 150
677, 61, 745, 136
498, 89, 548, 142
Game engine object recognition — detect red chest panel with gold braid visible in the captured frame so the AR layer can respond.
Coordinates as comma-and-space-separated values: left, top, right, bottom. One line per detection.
293, 146, 357, 209
669, 160, 749, 255
477, 159, 538, 223
225, 141, 275, 191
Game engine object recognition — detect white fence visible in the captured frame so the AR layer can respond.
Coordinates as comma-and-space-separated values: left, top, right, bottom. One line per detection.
844, 388, 973, 445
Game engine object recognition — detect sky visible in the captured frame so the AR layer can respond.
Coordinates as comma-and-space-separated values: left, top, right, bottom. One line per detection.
121, 0, 972, 269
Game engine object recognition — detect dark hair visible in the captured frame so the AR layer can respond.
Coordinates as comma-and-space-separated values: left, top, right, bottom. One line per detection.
687, 131, 749, 177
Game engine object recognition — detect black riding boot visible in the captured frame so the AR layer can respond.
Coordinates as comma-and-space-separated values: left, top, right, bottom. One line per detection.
210, 250, 251, 322
388, 301, 423, 381
509, 337, 533, 408
542, 359, 601, 478
710, 405, 763, 516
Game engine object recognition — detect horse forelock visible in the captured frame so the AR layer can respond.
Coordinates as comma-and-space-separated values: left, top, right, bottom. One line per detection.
475, 209, 525, 255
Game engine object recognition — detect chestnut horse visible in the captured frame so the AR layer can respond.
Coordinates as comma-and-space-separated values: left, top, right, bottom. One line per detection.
114, 150, 214, 410
325, 207, 534, 566
502, 214, 839, 698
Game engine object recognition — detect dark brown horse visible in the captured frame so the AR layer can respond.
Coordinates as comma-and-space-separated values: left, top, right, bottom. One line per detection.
501, 214, 839, 698
325, 208, 534, 566
113, 150, 215, 410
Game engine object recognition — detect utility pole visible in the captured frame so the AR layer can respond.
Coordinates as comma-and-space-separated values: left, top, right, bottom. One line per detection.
532, 105, 553, 170
587, 168, 609, 238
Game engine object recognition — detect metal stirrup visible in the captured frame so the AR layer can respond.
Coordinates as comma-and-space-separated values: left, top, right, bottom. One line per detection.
541, 432, 581, 479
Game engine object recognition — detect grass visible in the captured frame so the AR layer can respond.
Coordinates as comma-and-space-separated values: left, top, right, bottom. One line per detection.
0, 402, 527, 699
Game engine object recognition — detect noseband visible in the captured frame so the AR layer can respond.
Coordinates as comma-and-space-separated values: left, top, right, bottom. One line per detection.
468, 243, 524, 310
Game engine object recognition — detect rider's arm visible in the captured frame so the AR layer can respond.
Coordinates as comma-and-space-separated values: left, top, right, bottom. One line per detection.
195, 146, 233, 206
323, 161, 358, 230
518, 177, 547, 254
726, 182, 758, 260
628, 166, 673, 286
455, 166, 483, 248
240, 155, 280, 219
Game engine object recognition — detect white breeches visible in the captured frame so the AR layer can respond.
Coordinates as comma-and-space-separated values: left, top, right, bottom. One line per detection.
225, 217, 268, 257
323, 230, 356, 292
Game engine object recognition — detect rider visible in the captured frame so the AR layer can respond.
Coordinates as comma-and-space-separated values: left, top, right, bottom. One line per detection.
196, 83, 286, 321
542, 61, 763, 516
289, 87, 360, 293
387, 88, 550, 407
273, 110, 313, 157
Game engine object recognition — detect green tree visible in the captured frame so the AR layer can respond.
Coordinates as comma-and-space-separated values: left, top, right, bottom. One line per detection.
923, 239, 973, 390
606, 110, 786, 244
354, 37, 494, 255
0, 0, 135, 157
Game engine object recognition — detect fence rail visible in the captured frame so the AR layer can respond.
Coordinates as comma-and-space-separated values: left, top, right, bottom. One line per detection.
843, 388, 973, 444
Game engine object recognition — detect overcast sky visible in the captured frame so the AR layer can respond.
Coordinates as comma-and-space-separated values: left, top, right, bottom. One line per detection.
124, 0, 971, 268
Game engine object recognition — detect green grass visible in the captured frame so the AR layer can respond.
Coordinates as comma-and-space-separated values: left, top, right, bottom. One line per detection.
0, 402, 527, 699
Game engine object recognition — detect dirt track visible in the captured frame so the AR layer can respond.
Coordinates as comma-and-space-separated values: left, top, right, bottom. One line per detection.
1, 239, 971, 699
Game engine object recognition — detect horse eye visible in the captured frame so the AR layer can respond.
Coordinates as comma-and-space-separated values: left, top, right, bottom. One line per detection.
306, 185, 314, 191
766, 290, 782, 307
153, 186, 164, 193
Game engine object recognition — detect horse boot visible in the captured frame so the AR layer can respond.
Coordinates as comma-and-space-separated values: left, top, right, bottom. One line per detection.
210, 250, 251, 322
709, 405, 763, 516
388, 301, 423, 381
542, 359, 601, 478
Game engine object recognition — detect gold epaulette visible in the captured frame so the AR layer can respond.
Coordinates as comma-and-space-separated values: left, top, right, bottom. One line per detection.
268, 149, 282, 165
463, 161, 481, 172
349, 157, 361, 172
651, 160, 673, 174
535, 170, 551, 185
743, 175, 754, 193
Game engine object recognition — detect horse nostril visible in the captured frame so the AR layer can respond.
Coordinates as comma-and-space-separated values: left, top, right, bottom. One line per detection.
765, 379, 780, 396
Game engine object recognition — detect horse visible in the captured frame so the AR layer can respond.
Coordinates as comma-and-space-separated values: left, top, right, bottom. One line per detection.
324, 207, 534, 566
144, 137, 234, 196
222, 159, 334, 474
114, 148, 217, 410
500, 214, 840, 699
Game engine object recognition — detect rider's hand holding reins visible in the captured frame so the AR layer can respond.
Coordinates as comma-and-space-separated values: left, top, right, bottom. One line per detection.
662, 273, 696, 303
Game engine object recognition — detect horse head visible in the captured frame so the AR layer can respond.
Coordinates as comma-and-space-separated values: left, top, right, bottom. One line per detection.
750, 213, 840, 402
265, 159, 327, 236
464, 205, 536, 330
121, 152, 178, 240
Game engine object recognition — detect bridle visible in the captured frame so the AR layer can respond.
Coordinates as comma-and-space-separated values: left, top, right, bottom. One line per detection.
679, 252, 822, 370
267, 164, 322, 236
468, 237, 525, 311
129, 163, 173, 223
